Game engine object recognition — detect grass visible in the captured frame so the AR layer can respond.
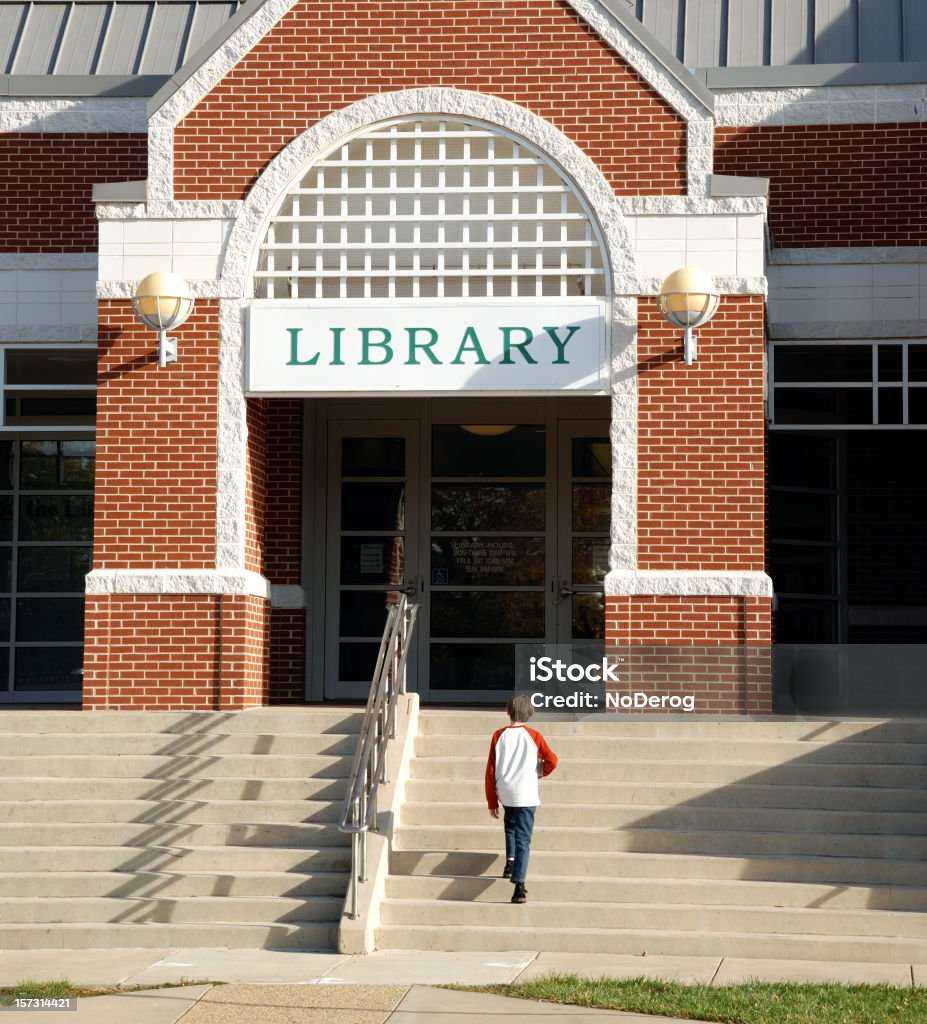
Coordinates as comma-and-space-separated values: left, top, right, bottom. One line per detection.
0, 977, 224, 1006
462, 973, 927, 1024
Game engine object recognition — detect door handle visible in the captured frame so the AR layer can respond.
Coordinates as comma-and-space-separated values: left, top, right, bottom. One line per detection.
402, 580, 419, 598
559, 585, 576, 599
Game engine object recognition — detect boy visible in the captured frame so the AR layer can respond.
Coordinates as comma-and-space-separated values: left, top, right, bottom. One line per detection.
484, 694, 558, 904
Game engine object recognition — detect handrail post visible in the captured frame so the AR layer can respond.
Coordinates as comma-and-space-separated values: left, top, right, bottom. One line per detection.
338, 593, 419, 922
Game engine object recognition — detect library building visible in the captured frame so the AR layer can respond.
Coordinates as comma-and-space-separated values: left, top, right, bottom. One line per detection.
1, 0, 925, 713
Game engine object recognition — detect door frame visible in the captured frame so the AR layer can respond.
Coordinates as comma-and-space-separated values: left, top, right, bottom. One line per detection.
306, 396, 610, 702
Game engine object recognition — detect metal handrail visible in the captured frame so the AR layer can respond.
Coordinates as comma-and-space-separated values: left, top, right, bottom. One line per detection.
338, 591, 418, 920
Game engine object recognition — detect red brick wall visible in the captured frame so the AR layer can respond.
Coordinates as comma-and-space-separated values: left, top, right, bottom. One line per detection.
637, 298, 766, 572
605, 595, 773, 714
0, 133, 147, 251
94, 301, 219, 569
219, 594, 270, 709
606, 596, 771, 645
264, 401, 307, 704
715, 124, 927, 247
84, 595, 221, 709
245, 398, 267, 575
84, 594, 269, 709
173, 0, 686, 199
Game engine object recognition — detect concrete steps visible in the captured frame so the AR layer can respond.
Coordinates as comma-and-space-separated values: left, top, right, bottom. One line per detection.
0, 709, 359, 950
379, 711, 927, 961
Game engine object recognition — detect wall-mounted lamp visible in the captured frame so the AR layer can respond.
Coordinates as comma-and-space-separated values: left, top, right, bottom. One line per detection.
655, 267, 720, 365
131, 272, 195, 368
460, 425, 517, 436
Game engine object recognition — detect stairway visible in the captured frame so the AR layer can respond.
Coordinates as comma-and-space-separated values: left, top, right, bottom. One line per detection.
379, 710, 927, 962
0, 708, 359, 949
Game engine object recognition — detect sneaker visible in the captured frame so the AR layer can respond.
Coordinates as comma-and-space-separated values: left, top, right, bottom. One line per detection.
511, 882, 527, 904
502, 859, 514, 879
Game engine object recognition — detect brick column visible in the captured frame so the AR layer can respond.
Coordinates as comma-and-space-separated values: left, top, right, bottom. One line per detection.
605, 297, 773, 714
83, 300, 270, 710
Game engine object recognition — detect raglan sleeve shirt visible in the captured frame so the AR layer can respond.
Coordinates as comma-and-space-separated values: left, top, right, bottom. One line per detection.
485, 724, 558, 811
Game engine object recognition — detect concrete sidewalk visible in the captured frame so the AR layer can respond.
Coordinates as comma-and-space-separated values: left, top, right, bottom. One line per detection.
0, 948, 922, 1023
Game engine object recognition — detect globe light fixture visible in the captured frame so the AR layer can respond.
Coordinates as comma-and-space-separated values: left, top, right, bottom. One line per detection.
655, 267, 720, 365
131, 271, 195, 368
460, 425, 517, 436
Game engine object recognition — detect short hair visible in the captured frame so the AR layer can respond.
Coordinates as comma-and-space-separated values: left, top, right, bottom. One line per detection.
506, 694, 534, 722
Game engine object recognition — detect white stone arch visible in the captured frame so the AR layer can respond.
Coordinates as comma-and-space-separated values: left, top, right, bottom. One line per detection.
222, 89, 639, 297
216, 89, 640, 583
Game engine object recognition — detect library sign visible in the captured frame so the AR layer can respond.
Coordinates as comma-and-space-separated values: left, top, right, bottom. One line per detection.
245, 300, 608, 394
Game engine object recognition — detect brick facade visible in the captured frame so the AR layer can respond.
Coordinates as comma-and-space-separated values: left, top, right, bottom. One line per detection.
637, 298, 767, 571
172, 0, 687, 200
715, 124, 927, 247
12, 3, 776, 712
94, 301, 219, 569
83, 594, 269, 710
0, 134, 147, 252
265, 401, 306, 704
604, 596, 773, 714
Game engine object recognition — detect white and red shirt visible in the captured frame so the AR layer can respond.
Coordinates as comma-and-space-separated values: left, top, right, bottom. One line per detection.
485, 724, 558, 811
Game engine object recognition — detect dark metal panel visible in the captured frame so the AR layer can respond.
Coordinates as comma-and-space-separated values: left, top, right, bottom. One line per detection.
726, 0, 767, 67
814, 0, 859, 63
12, 3, 69, 74
54, 4, 108, 75
184, 2, 237, 62
95, 2, 150, 75
139, 2, 192, 74
770, 0, 813, 65
902, 0, 927, 61
640, 0, 684, 62
859, 0, 902, 62
684, 0, 724, 67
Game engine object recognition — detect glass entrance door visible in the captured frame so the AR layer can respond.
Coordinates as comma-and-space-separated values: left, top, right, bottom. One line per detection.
556, 424, 611, 645
321, 407, 610, 702
324, 421, 420, 699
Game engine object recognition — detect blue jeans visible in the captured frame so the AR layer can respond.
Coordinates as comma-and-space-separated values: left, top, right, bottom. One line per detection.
503, 805, 536, 884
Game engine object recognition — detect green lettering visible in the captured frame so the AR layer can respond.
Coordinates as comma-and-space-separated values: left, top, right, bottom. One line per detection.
285, 327, 319, 366
405, 327, 441, 365
450, 327, 490, 365
500, 326, 537, 364
330, 327, 345, 366
360, 327, 393, 365
544, 324, 580, 364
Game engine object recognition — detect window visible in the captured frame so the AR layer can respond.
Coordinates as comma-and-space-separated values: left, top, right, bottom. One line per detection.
2, 348, 96, 429
770, 342, 927, 428
254, 118, 608, 300
0, 439, 94, 695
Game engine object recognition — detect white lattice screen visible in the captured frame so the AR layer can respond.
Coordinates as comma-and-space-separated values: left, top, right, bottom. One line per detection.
254, 118, 608, 300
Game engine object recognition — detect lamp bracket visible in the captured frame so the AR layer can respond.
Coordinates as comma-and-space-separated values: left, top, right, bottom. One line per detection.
158, 330, 178, 368
683, 327, 697, 365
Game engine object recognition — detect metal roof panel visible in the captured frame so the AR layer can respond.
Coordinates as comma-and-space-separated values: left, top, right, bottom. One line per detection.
53, 3, 108, 75
94, 2, 151, 75
639, 0, 684, 63
859, 0, 902, 63
903, 0, 927, 61
184, 1, 238, 64
685, 0, 723, 68
139, 2, 192, 75
772, 0, 813, 65
726, 0, 768, 66
814, 0, 858, 64
11, 3, 69, 74
0, 5, 28, 75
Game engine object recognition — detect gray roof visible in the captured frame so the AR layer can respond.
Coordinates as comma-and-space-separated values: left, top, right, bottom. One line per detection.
0, 1, 250, 76
0, 0, 924, 99
631, 0, 927, 68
